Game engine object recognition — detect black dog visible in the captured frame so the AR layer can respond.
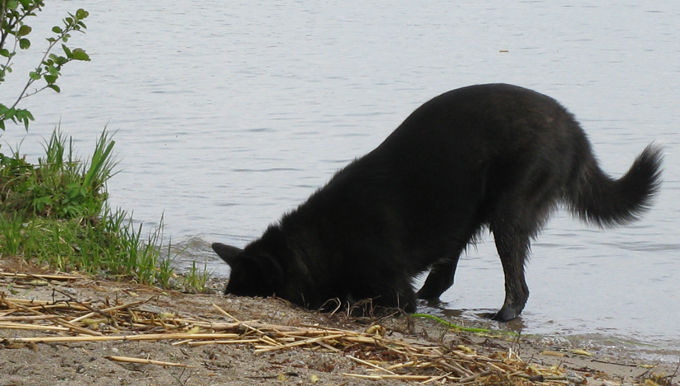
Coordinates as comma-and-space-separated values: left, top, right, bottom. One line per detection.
212, 83, 662, 321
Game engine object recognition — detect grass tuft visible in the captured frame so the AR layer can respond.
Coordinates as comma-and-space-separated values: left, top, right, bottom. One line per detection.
0, 127, 210, 291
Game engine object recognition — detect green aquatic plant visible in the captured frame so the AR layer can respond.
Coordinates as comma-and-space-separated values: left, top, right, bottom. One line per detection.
411, 313, 519, 336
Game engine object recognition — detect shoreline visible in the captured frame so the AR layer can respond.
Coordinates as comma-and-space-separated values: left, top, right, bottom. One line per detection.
412, 308, 680, 367
1, 259, 677, 385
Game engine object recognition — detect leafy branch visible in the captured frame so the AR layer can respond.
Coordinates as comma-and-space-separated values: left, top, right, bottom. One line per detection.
0, 0, 90, 131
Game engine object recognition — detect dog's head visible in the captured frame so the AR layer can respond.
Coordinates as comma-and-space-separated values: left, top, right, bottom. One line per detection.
212, 242, 284, 298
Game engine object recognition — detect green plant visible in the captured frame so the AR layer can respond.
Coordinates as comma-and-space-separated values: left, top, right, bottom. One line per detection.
119, 213, 172, 285
0, 4, 210, 292
0, 212, 23, 256
156, 242, 176, 289
182, 259, 212, 293
0, 128, 116, 218
411, 313, 519, 336
1, 0, 90, 131
0, 127, 185, 289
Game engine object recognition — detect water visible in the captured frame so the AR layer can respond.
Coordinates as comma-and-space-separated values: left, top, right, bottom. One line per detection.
2, 1, 679, 362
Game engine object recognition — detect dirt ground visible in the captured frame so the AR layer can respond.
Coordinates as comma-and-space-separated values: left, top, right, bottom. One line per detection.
1, 258, 677, 386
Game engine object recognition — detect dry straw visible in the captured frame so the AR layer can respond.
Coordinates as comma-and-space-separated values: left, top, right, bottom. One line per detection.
1, 276, 578, 385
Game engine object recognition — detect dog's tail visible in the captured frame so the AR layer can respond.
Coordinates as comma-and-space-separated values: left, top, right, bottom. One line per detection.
567, 143, 663, 227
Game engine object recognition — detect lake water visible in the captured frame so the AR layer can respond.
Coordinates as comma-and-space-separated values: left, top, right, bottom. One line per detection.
2, 1, 679, 362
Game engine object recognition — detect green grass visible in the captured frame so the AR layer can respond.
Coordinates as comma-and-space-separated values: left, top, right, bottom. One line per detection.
182, 259, 212, 293
1, 129, 115, 219
0, 128, 210, 291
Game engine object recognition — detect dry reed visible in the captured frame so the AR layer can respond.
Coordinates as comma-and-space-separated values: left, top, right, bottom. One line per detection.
1, 276, 578, 385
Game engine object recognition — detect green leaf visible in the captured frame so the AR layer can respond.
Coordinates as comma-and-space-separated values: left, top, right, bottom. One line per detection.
52, 26, 63, 34
14, 110, 27, 120
71, 49, 90, 61
29, 71, 41, 80
47, 84, 61, 93
19, 38, 31, 49
14, 109, 35, 130
17, 25, 32, 37
0, 49, 10, 58
6, 0, 19, 10
62, 44, 72, 58
43, 74, 57, 84
32, 196, 52, 212
49, 55, 67, 66
76, 9, 89, 19
47, 65, 59, 76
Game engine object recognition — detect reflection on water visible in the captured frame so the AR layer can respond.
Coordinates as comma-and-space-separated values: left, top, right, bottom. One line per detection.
2, 0, 679, 362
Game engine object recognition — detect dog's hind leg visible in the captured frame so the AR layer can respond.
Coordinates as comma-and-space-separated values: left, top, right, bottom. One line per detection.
487, 161, 559, 321
489, 225, 532, 321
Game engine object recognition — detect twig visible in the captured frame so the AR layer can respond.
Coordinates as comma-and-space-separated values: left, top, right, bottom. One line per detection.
458, 369, 493, 383
0, 322, 70, 331
70, 298, 151, 323
590, 358, 638, 367
106, 355, 196, 368
5, 332, 241, 344
343, 373, 436, 381
0, 315, 60, 321
211, 303, 239, 321
254, 333, 346, 354
0, 272, 80, 281
347, 356, 396, 374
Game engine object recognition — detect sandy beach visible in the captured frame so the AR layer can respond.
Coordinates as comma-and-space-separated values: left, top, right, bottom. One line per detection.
1, 258, 677, 386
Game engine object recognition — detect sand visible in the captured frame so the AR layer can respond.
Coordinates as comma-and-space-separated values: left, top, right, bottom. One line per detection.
1, 258, 677, 386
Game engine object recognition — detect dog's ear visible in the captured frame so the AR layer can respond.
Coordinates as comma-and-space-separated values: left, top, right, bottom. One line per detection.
212, 242, 243, 266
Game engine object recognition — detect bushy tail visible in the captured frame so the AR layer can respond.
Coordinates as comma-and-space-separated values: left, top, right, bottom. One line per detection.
567, 144, 663, 227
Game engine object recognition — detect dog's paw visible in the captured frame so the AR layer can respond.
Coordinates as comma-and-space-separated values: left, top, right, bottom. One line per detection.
484, 307, 519, 322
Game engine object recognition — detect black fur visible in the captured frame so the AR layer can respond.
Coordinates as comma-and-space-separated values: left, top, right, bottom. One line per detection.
212, 83, 662, 321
